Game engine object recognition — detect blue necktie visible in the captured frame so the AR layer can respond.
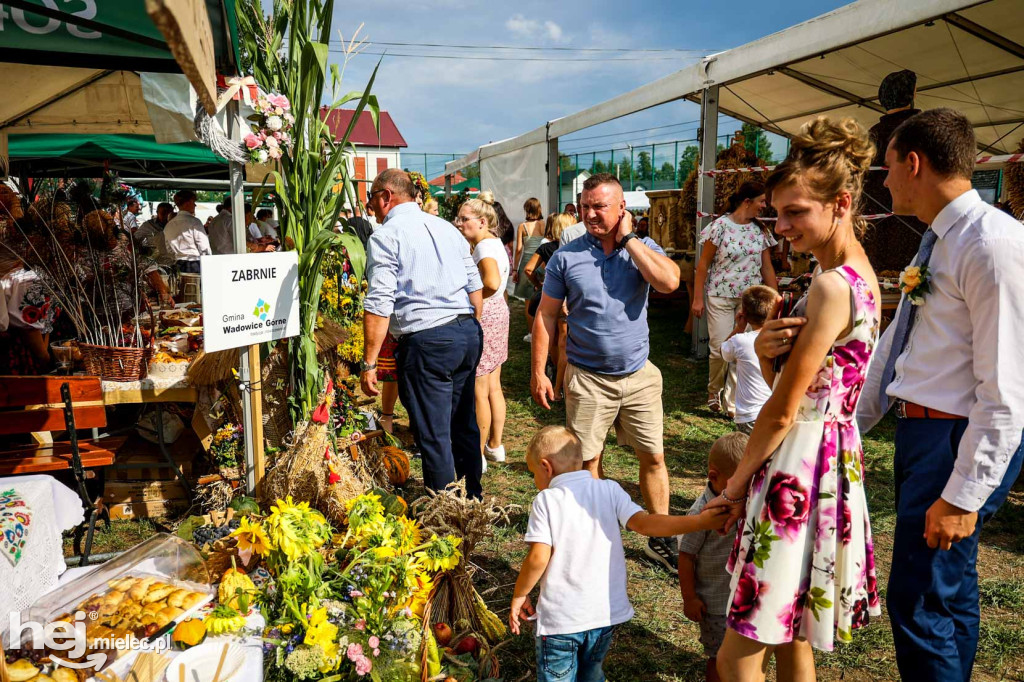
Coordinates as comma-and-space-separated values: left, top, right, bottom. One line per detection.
878, 228, 938, 414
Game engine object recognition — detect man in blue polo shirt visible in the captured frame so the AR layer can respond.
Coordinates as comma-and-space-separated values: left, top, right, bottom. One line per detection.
531, 173, 681, 572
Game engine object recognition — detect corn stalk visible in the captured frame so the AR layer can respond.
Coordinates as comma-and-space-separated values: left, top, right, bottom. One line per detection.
237, 0, 377, 423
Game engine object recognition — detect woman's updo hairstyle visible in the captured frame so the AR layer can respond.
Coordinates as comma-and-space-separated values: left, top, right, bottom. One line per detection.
766, 117, 875, 236
461, 192, 499, 236
727, 181, 766, 213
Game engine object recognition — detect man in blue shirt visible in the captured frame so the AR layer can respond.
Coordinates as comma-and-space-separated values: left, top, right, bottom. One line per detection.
532, 173, 681, 571
362, 169, 485, 497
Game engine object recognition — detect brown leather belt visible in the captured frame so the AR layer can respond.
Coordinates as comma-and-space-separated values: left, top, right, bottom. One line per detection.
895, 401, 966, 420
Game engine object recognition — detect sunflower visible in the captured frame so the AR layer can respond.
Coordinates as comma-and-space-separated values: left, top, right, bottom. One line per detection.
395, 516, 421, 554
344, 493, 385, 533
415, 534, 462, 573
264, 496, 332, 562
400, 569, 434, 618
230, 516, 271, 562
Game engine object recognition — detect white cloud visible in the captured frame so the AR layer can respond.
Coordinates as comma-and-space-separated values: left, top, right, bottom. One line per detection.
506, 14, 566, 42
544, 21, 563, 41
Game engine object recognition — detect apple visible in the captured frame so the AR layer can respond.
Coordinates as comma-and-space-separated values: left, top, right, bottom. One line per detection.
432, 622, 453, 646
453, 635, 480, 656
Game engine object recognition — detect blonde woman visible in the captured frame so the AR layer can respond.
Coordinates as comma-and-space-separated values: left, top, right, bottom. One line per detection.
524, 212, 576, 399
512, 197, 545, 301
707, 118, 881, 680
422, 197, 440, 216
455, 193, 510, 465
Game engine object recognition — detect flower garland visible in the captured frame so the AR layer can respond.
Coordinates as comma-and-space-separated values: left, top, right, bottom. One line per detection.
245, 94, 295, 164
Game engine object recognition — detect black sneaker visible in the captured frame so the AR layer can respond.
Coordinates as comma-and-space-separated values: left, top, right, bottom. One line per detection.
643, 537, 678, 575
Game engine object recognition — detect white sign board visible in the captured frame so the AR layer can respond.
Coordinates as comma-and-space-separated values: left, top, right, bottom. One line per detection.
200, 252, 300, 352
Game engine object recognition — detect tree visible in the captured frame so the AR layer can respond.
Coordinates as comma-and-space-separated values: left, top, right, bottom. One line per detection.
635, 151, 654, 186
591, 159, 609, 175
559, 154, 576, 172
656, 162, 676, 183
678, 145, 699, 182
463, 162, 480, 180
741, 123, 773, 162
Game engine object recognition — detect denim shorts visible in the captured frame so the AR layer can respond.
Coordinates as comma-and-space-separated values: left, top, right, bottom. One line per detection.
536, 625, 617, 682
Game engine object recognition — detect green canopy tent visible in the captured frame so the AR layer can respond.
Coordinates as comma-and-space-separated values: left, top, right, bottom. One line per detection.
0, 2, 267, 495
430, 178, 480, 196
7, 133, 228, 179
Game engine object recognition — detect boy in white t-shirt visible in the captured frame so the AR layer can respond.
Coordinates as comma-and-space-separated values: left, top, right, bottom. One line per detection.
720, 285, 779, 434
509, 426, 726, 681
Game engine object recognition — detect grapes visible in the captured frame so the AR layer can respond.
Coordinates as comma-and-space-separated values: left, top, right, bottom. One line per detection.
192, 518, 241, 546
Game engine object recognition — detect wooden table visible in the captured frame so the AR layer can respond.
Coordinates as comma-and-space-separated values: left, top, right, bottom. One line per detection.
100, 376, 198, 497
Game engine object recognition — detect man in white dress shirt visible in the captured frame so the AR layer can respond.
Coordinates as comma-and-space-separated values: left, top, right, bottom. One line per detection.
854, 109, 1024, 681
207, 200, 235, 255
163, 190, 211, 274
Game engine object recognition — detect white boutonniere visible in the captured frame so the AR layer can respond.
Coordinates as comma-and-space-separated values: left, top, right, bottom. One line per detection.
899, 264, 931, 306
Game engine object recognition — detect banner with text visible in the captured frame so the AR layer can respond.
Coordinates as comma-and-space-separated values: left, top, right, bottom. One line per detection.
200, 252, 299, 352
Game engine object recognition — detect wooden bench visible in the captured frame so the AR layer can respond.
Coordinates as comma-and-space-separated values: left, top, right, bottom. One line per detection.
0, 376, 123, 566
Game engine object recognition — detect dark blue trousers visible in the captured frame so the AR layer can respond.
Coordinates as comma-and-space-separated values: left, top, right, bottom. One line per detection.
888, 418, 1024, 682
396, 316, 483, 498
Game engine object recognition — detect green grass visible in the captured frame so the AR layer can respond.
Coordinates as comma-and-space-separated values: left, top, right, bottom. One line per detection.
415, 299, 1024, 681
62, 519, 160, 558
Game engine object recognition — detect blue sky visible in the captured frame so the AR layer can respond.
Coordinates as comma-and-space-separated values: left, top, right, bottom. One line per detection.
331, 0, 851, 176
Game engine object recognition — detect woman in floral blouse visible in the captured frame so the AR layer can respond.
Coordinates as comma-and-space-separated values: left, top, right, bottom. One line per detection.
707, 117, 881, 681
692, 181, 778, 415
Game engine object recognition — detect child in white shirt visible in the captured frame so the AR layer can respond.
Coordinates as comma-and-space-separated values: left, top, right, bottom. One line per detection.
509, 426, 727, 681
720, 285, 780, 434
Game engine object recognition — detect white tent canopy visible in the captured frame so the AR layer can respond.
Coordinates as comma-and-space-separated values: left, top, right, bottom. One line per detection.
447, 0, 1024, 178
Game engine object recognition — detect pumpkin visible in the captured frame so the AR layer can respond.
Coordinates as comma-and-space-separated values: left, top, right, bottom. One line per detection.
205, 604, 246, 636
228, 496, 260, 517
218, 566, 256, 611
379, 446, 410, 486
172, 618, 207, 649
371, 487, 408, 516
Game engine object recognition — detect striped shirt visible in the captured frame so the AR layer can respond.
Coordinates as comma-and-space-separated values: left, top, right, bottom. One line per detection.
364, 201, 482, 336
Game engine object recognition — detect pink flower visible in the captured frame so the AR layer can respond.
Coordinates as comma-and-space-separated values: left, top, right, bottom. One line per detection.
354, 619, 366, 631
368, 636, 379, 648
730, 561, 766, 623
273, 131, 282, 140
265, 136, 279, 149
244, 133, 261, 149
268, 147, 283, 160
373, 648, 380, 657
765, 472, 811, 539
268, 94, 291, 110
346, 643, 364, 660
354, 655, 372, 676
350, 590, 364, 598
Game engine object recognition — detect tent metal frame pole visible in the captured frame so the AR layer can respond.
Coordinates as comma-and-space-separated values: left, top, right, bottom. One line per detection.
546, 127, 559, 213
694, 85, 719, 361
227, 98, 261, 495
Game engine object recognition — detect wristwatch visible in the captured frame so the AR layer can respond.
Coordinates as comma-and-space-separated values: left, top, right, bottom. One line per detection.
617, 232, 639, 250
360, 360, 377, 374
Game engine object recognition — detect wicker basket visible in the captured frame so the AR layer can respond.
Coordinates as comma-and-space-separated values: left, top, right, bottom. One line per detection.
80, 342, 153, 381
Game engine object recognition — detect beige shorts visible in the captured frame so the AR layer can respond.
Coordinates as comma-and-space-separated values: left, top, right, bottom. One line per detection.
565, 361, 664, 460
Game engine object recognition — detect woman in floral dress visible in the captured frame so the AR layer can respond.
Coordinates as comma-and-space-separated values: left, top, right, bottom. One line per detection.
692, 182, 779, 415
709, 118, 882, 681
454, 196, 510, 469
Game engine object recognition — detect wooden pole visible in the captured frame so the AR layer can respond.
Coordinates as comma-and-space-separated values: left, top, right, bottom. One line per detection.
248, 343, 266, 485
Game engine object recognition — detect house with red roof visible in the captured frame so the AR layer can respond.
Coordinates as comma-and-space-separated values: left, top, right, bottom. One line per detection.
321, 107, 408, 196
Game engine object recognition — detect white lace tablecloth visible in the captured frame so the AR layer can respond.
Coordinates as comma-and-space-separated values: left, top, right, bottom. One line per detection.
0, 475, 84, 617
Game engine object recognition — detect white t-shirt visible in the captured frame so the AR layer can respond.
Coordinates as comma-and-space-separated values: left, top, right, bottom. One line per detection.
472, 237, 510, 300
559, 222, 587, 246
207, 209, 235, 255
524, 470, 643, 636
721, 329, 772, 424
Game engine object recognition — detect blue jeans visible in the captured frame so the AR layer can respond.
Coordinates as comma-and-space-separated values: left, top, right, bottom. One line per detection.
535, 625, 617, 682
888, 418, 1024, 682
396, 315, 483, 498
